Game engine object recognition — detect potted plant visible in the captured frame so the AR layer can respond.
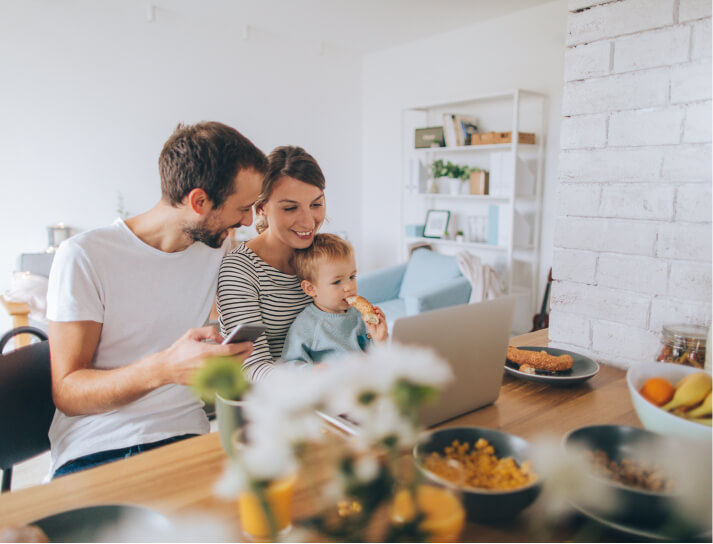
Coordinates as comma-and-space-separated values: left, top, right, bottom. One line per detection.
430, 159, 472, 195
192, 356, 250, 455
455, 230, 465, 243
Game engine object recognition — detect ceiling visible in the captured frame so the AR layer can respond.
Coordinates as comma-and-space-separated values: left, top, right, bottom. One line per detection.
169, 0, 555, 54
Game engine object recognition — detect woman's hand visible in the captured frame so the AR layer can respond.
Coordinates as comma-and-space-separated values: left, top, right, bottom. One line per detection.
366, 307, 388, 343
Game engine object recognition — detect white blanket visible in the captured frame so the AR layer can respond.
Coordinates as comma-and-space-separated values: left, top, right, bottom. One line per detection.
4, 271, 49, 323
456, 251, 503, 303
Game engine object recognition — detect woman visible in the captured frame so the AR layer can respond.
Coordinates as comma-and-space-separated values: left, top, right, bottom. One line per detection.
217, 146, 326, 381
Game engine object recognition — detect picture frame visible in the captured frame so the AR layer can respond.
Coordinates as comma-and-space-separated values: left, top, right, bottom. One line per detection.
423, 209, 450, 238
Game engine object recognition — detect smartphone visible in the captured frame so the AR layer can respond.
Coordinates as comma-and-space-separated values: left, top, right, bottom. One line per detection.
221, 323, 267, 345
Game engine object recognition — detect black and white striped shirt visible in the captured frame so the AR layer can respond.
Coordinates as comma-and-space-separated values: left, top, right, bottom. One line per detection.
217, 243, 311, 382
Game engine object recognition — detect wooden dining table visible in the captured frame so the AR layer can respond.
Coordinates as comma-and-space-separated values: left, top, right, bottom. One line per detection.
0, 329, 646, 541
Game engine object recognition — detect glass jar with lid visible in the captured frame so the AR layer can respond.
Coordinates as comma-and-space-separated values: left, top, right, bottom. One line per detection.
656, 324, 707, 368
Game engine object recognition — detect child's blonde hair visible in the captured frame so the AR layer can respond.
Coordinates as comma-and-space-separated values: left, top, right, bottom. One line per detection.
291, 233, 353, 282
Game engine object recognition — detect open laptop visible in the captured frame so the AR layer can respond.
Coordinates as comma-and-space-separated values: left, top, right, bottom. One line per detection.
318, 295, 516, 434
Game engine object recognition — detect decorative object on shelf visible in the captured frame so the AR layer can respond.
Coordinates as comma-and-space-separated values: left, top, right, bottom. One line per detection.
470, 131, 535, 146
442, 114, 479, 147
455, 231, 465, 243
46, 223, 71, 252
467, 215, 488, 243
430, 159, 472, 195
414, 127, 445, 149
423, 210, 450, 238
469, 169, 489, 195
405, 224, 425, 238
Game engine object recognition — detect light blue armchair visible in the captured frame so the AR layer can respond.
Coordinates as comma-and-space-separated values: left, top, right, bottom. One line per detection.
358, 249, 472, 326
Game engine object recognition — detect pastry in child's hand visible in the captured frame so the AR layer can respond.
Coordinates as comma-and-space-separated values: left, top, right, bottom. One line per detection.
506, 346, 573, 373
346, 295, 379, 325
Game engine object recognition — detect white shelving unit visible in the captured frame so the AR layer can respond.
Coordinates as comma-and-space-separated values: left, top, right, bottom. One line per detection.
401, 89, 547, 325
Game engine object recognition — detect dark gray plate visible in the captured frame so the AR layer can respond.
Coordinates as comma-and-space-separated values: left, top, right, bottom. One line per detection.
571, 500, 712, 542
504, 346, 599, 385
31, 504, 170, 542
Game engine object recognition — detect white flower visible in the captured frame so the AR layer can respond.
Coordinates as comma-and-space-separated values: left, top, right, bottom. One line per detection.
214, 459, 249, 498
354, 454, 380, 482
530, 437, 616, 522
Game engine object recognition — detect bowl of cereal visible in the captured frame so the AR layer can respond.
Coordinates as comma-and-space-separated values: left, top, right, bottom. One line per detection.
413, 427, 541, 522
562, 425, 680, 526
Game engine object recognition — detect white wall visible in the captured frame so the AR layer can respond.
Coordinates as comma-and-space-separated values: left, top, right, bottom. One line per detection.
550, 0, 712, 367
0, 0, 362, 332
359, 0, 568, 308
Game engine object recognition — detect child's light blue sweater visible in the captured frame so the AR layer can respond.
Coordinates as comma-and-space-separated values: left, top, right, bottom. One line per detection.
281, 304, 371, 364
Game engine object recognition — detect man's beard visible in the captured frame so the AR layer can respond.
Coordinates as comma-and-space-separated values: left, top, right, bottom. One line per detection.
184, 220, 228, 249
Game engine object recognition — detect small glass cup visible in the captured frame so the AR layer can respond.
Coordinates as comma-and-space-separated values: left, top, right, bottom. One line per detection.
390, 484, 465, 543
237, 474, 296, 541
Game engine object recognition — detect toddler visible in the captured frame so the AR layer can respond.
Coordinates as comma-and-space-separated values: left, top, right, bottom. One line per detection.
281, 233, 388, 364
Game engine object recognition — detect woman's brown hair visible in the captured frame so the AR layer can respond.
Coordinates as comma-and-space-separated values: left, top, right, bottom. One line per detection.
255, 146, 326, 233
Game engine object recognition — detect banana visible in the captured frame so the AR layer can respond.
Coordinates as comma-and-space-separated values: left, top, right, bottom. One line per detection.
687, 391, 713, 418
662, 372, 712, 412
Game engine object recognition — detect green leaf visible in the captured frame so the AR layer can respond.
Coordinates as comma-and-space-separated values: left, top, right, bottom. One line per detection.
191, 356, 250, 402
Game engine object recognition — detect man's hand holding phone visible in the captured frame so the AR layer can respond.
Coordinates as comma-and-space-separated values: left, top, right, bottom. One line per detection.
160, 325, 254, 386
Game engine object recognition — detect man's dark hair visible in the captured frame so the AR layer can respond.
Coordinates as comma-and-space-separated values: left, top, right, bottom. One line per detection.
159, 121, 267, 208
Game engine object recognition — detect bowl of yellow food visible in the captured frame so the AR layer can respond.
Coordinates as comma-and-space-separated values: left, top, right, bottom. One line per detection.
413, 427, 540, 522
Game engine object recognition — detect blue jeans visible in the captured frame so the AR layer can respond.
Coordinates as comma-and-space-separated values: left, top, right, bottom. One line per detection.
53, 434, 198, 478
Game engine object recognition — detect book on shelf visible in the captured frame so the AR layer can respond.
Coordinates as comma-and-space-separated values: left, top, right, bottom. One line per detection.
441, 113, 479, 147
454, 115, 479, 146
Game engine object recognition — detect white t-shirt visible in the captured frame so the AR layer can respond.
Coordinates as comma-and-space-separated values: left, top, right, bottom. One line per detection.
46, 219, 228, 473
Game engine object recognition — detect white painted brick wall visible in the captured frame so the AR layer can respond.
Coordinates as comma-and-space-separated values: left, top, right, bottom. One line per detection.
552, 248, 598, 284
613, 27, 690, 73
608, 108, 684, 146
683, 101, 712, 143
691, 18, 712, 60
597, 254, 668, 295
553, 0, 712, 368
563, 69, 669, 115
656, 222, 713, 261
661, 144, 712, 182
558, 148, 662, 182
566, 0, 674, 47
679, 0, 713, 23
591, 320, 661, 360
650, 296, 712, 332
549, 310, 591, 346
554, 217, 659, 256
599, 183, 675, 220
550, 281, 651, 328
560, 114, 608, 148
669, 261, 713, 300
565, 41, 611, 81
568, 0, 617, 11
670, 61, 713, 104
675, 184, 712, 222
556, 183, 601, 216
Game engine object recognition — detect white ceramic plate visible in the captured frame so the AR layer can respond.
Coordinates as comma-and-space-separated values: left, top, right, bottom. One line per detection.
505, 346, 599, 385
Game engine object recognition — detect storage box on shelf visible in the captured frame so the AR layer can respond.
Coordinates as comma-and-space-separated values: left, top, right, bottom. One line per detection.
401, 89, 546, 327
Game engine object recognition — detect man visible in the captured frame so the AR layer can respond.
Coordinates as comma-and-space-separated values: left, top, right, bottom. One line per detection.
46, 121, 266, 477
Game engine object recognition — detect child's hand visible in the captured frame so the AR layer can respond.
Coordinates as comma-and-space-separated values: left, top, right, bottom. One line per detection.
367, 306, 388, 343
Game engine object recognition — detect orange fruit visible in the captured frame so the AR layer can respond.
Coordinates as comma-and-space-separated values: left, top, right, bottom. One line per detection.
640, 377, 675, 406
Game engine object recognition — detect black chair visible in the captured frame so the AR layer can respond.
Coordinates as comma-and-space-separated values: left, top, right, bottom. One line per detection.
0, 326, 54, 493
